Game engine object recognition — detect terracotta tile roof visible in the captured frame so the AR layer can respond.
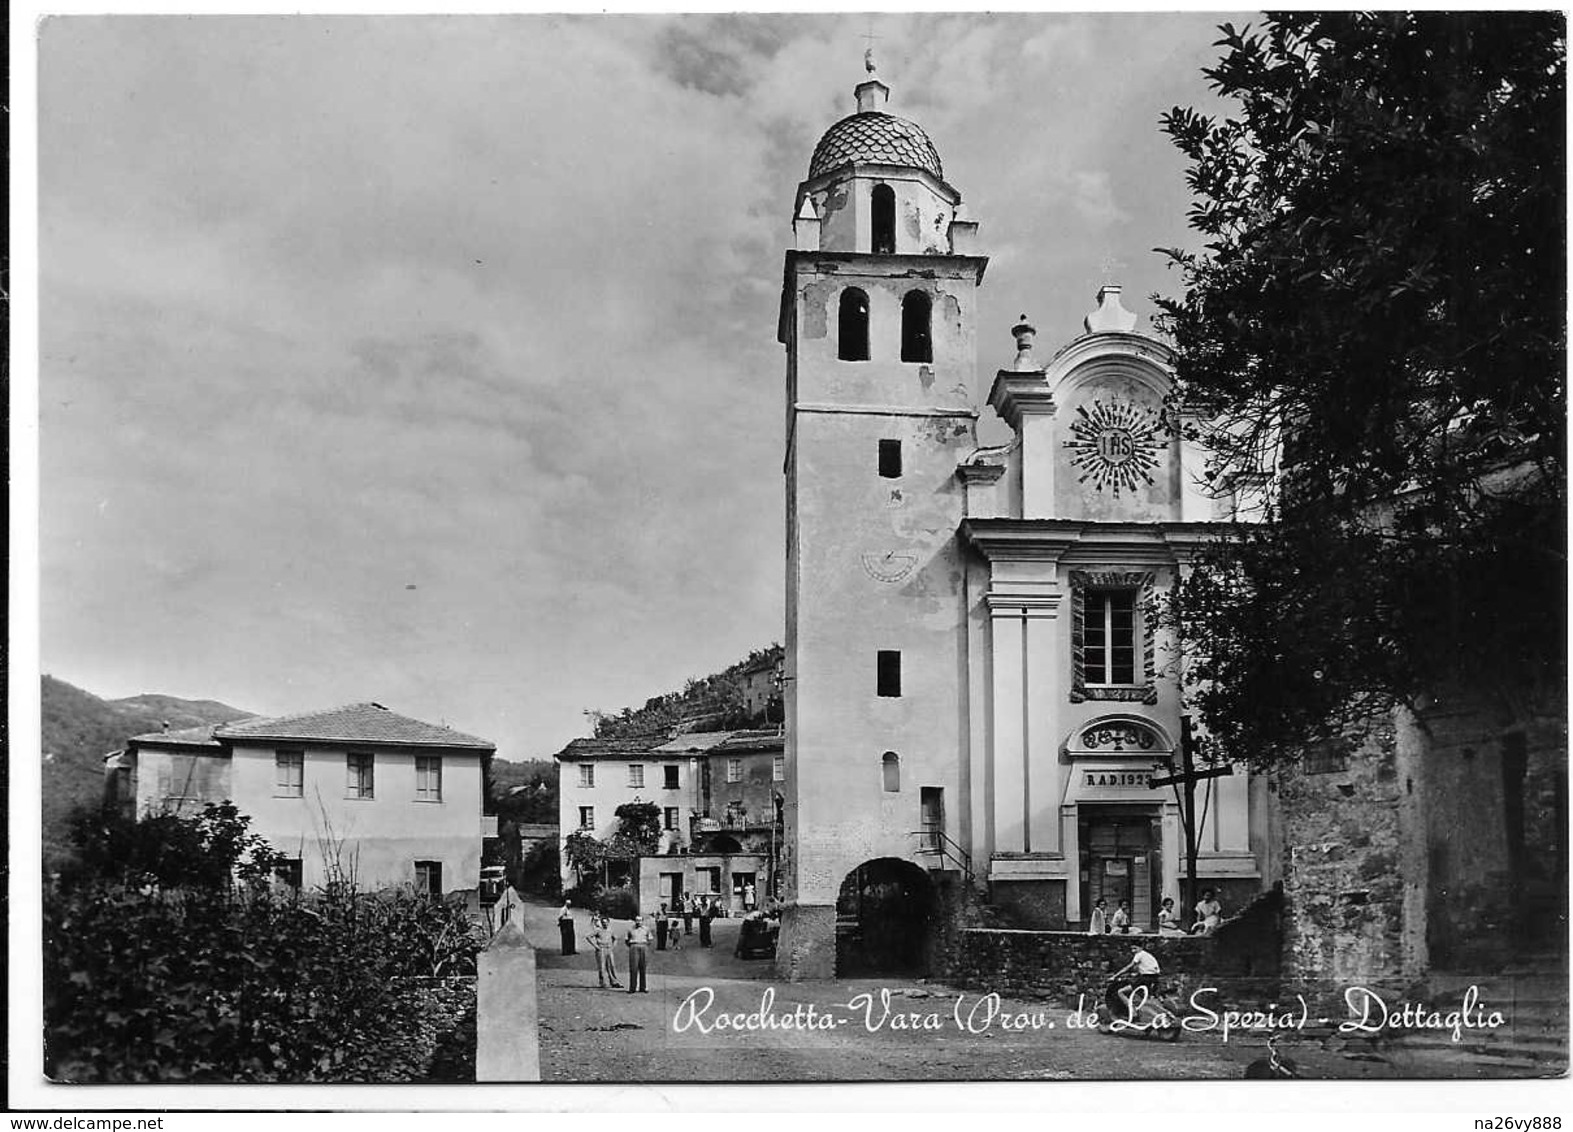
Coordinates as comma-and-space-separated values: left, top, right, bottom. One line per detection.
557, 727, 787, 760
652, 730, 735, 753
127, 723, 228, 748
714, 730, 785, 753
214, 703, 493, 750
555, 735, 668, 761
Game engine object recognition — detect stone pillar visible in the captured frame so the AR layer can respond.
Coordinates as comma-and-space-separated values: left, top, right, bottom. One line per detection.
775, 903, 837, 980
476, 911, 539, 1082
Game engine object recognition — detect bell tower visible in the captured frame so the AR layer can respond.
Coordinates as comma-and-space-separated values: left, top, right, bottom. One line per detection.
776, 57, 988, 978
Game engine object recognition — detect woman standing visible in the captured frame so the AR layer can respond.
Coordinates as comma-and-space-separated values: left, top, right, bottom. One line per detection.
558, 901, 577, 955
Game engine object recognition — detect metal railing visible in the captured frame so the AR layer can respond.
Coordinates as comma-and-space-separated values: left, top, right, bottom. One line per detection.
911, 827, 974, 884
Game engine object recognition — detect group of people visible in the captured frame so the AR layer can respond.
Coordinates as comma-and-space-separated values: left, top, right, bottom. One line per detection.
1087, 889, 1225, 937
555, 894, 734, 994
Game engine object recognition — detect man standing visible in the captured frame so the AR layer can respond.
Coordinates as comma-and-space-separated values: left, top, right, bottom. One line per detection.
588, 915, 621, 989
625, 915, 652, 993
698, 896, 715, 948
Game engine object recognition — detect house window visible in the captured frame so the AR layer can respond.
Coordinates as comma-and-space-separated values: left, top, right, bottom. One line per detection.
877, 650, 902, 697
664, 807, 680, 831
871, 183, 896, 254
1085, 590, 1138, 685
901, 291, 932, 363
838, 288, 870, 361
726, 758, 743, 784
628, 763, 644, 788
275, 750, 304, 797
346, 752, 375, 800
578, 806, 595, 830
578, 763, 595, 788
878, 438, 902, 478
414, 860, 443, 898
155, 753, 211, 803
882, 751, 901, 792
698, 866, 721, 895
274, 857, 303, 892
416, 756, 442, 802
773, 754, 785, 782
664, 765, 680, 790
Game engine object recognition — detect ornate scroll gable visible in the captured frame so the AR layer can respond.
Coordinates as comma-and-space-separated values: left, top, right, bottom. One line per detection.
1068, 570, 1158, 704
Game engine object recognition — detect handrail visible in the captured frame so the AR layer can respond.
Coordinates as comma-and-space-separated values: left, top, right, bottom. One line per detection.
910, 827, 974, 885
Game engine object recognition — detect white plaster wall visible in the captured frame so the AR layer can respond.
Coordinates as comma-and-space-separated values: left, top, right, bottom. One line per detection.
809, 169, 955, 256
556, 756, 693, 886
786, 253, 981, 907
228, 741, 483, 892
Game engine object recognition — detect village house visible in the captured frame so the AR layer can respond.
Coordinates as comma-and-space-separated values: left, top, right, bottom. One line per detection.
105, 702, 496, 896
555, 725, 784, 915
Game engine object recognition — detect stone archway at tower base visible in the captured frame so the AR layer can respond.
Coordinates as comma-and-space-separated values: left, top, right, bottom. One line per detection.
834, 857, 936, 977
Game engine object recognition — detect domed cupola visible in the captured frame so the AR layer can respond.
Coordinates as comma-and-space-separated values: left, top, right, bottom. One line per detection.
791, 51, 978, 258
808, 112, 944, 182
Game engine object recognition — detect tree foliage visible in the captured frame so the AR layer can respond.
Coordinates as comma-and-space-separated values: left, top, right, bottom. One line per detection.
58, 800, 280, 893
584, 644, 782, 738
608, 800, 662, 857
1155, 13, 1566, 761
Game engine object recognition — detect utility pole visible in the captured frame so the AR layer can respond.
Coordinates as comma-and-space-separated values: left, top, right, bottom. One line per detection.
1150, 715, 1232, 929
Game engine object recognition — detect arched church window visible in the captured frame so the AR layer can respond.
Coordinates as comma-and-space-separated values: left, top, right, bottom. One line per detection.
881, 751, 900, 792
871, 184, 896, 254
901, 290, 932, 363
838, 288, 870, 361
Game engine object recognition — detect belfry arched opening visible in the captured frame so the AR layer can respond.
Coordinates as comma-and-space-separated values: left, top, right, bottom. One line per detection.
835, 858, 934, 976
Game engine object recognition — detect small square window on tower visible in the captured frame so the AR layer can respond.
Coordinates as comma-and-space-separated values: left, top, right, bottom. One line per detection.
877, 650, 902, 697
878, 439, 903, 478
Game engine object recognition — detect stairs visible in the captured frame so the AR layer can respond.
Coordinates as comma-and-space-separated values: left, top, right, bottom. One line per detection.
1387, 954, 1568, 1074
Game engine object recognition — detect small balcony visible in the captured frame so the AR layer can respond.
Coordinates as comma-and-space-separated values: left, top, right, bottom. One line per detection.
690, 812, 777, 836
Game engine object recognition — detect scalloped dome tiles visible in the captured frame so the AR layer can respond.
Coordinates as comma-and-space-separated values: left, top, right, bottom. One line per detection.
807, 111, 944, 182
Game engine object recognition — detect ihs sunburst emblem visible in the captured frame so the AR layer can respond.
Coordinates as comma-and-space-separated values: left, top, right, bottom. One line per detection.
1064, 399, 1166, 495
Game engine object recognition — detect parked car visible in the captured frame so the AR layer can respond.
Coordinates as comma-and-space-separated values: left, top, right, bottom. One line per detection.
479, 865, 506, 905
734, 912, 779, 959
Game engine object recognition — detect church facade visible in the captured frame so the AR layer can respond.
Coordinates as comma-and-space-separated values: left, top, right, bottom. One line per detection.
775, 64, 1270, 978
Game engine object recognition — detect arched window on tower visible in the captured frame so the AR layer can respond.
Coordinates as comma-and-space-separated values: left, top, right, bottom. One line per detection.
901, 290, 933, 363
838, 288, 870, 361
881, 751, 901, 792
871, 184, 896, 254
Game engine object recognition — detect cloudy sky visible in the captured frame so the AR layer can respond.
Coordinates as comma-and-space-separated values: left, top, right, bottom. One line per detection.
36, 12, 1244, 761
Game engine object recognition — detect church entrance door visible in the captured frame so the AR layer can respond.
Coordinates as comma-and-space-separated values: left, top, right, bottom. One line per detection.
1078, 805, 1161, 932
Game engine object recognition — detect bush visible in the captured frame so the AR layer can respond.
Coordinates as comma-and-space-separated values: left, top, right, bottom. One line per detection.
42, 802, 486, 1082
595, 887, 640, 920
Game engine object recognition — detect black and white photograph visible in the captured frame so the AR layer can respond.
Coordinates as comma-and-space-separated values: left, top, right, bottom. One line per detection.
11, 5, 1570, 1118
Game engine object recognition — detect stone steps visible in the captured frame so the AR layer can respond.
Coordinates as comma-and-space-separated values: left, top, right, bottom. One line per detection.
1386, 967, 1568, 1072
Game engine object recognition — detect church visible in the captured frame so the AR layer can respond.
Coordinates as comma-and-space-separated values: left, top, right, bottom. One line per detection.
775, 59, 1270, 978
